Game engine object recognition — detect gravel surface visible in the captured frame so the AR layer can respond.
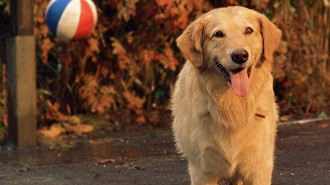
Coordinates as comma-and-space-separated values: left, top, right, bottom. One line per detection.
0, 120, 329, 185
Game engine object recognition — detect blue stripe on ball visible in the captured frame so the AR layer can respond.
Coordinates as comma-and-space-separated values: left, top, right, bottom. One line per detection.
46, 0, 72, 35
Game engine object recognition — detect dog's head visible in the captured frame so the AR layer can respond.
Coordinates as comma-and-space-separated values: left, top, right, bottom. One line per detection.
176, 6, 282, 97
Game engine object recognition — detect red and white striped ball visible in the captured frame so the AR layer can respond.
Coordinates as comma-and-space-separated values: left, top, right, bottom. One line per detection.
45, 0, 98, 42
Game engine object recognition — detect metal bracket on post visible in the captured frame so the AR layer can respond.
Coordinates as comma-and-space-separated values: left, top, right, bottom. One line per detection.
6, 0, 36, 148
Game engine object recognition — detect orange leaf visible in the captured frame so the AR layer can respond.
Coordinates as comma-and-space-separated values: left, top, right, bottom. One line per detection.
79, 75, 98, 105
88, 38, 100, 53
140, 50, 156, 66
174, 5, 189, 28
111, 37, 126, 56
40, 24, 49, 37
124, 91, 145, 110
317, 124, 328, 128
39, 123, 65, 138
92, 96, 112, 114
97, 157, 122, 164
100, 66, 109, 76
100, 86, 117, 95
117, 0, 139, 21
111, 37, 129, 70
163, 46, 179, 71
46, 100, 66, 121
63, 123, 94, 136
40, 38, 54, 63
136, 116, 146, 124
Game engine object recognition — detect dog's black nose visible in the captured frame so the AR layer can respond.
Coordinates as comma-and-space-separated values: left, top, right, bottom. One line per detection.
231, 49, 249, 64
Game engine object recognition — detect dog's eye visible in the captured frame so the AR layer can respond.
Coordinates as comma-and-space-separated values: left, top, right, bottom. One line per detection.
213, 31, 225, 38
245, 27, 253, 34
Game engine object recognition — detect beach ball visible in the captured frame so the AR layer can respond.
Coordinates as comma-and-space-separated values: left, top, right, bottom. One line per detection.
45, 0, 98, 41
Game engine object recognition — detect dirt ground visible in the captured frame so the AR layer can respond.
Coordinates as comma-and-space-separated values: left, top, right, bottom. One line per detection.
0, 119, 329, 185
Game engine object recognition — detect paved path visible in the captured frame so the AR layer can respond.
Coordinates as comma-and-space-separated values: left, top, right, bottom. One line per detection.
0, 120, 329, 185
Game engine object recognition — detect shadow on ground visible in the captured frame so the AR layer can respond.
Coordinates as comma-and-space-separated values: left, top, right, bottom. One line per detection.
0, 120, 329, 185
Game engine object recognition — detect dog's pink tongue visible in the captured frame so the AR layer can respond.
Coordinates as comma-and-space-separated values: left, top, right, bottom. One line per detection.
230, 68, 249, 97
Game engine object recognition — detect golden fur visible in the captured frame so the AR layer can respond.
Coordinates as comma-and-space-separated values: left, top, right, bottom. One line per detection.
171, 6, 282, 185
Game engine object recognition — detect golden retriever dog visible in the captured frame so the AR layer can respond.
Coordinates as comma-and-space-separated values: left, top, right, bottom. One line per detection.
171, 6, 282, 185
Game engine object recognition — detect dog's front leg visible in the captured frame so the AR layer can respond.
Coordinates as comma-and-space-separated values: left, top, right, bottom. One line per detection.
188, 163, 220, 185
240, 165, 273, 185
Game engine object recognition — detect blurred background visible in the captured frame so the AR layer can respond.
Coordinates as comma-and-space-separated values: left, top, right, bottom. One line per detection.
0, 0, 329, 141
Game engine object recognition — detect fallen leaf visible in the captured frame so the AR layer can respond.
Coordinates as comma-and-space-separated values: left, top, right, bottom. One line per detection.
39, 124, 65, 138
97, 157, 121, 164
67, 116, 81, 125
63, 123, 94, 136
317, 124, 328, 128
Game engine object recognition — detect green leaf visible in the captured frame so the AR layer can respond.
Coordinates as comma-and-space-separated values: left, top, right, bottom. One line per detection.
308, 19, 315, 27
317, 112, 328, 119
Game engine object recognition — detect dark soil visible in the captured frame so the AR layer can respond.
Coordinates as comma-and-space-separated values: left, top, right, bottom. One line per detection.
0, 120, 329, 185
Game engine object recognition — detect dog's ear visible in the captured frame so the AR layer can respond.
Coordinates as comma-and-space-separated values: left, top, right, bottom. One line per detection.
258, 14, 282, 61
176, 17, 208, 67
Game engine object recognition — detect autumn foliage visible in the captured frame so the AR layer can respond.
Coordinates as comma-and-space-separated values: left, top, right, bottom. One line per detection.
32, 0, 211, 126
0, 0, 329, 135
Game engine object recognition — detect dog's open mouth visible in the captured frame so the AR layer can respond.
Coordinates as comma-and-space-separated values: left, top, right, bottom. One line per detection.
215, 61, 252, 97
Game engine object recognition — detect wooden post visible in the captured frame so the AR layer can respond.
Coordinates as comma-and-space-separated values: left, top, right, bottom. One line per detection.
6, 0, 36, 148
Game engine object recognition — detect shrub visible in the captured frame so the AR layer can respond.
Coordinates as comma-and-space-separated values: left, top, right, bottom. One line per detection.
0, 0, 328, 132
